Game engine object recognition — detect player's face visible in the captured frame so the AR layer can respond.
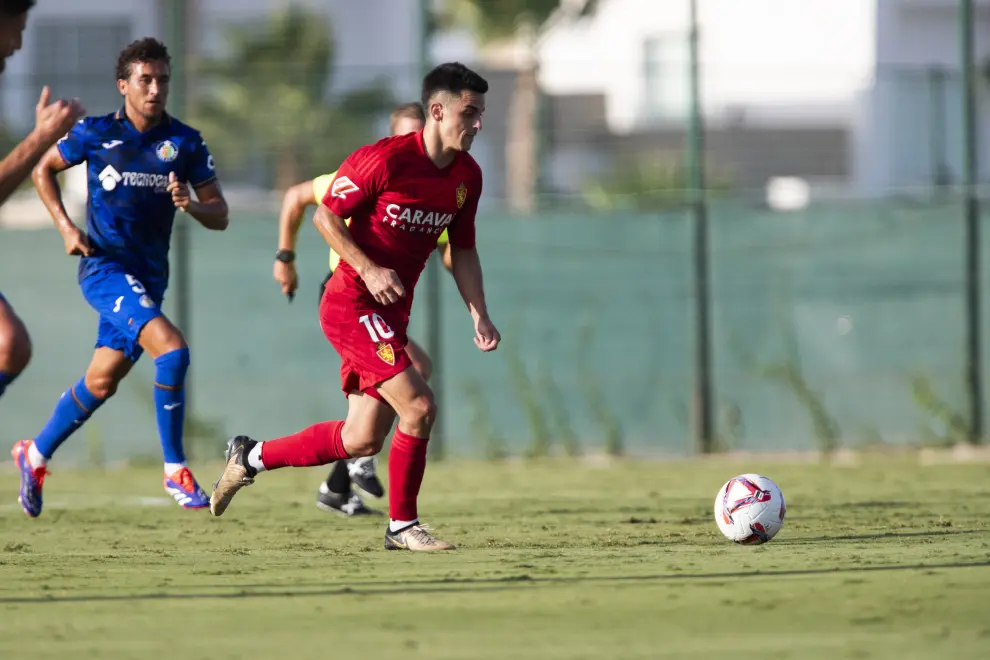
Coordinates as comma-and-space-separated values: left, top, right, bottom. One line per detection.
0, 12, 28, 74
118, 60, 170, 121
436, 90, 484, 152
392, 116, 424, 137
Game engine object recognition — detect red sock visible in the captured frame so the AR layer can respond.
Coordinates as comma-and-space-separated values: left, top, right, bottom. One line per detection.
260, 420, 349, 470
388, 429, 429, 521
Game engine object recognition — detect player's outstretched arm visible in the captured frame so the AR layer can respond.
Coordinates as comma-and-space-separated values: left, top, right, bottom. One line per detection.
0, 88, 84, 207
450, 245, 499, 352
168, 174, 228, 231
32, 146, 92, 256
273, 180, 317, 299
277, 180, 317, 253
0, 133, 50, 208
313, 204, 405, 306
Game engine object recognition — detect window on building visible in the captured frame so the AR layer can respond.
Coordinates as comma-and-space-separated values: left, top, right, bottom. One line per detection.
642, 35, 690, 123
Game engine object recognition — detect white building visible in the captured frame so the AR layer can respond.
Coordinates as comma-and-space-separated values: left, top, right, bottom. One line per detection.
855, 0, 990, 196
538, 0, 877, 133
537, 0, 990, 197
0, 0, 426, 218
0, 0, 423, 132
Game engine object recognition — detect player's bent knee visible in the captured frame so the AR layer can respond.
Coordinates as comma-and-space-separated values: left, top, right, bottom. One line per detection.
14, 330, 32, 372
347, 437, 385, 458
0, 318, 32, 374
341, 425, 387, 458
139, 316, 188, 357
344, 433, 385, 458
84, 371, 122, 400
401, 394, 437, 432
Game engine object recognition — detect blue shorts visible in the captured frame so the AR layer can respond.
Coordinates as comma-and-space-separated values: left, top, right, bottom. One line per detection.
80, 261, 164, 362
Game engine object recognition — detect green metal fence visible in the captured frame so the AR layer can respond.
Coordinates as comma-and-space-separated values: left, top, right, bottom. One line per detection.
2, 198, 987, 463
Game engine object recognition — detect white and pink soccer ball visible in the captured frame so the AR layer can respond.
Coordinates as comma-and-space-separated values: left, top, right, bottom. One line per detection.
714, 474, 786, 545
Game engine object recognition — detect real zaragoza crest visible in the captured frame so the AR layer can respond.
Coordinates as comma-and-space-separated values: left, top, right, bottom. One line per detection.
456, 182, 467, 209
376, 342, 395, 366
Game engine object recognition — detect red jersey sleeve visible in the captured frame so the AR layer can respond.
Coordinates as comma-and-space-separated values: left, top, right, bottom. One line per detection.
448, 167, 483, 249
321, 144, 387, 217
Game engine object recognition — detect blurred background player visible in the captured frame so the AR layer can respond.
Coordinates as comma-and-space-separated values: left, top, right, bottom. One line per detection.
272, 101, 454, 517
0, 0, 85, 407
211, 62, 500, 552
11, 38, 229, 517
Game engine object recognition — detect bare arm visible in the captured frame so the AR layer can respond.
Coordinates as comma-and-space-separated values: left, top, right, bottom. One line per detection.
0, 132, 53, 207
32, 146, 72, 229
313, 204, 378, 278
32, 146, 93, 256
278, 181, 317, 251
451, 245, 499, 352
313, 204, 405, 305
31, 147, 79, 236
4, 87, 85, 206
186, 180, 228, 230
272, 181, 317, 300
450, 245, 489, 320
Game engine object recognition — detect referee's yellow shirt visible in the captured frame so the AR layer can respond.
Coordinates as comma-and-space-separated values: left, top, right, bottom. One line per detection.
313, 171, 450, 272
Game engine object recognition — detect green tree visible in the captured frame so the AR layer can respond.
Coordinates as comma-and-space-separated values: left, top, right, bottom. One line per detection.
435, 0, 562, 41
192, 7, 393, 191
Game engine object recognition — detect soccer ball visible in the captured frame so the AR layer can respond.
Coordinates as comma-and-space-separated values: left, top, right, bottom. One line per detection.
713, 474, 786, 545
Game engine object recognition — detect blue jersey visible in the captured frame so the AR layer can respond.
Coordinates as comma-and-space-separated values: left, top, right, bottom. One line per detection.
57, 108, 216, 288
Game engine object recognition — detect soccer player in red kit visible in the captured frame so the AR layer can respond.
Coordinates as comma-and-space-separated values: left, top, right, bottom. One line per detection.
210, 62, 499, 551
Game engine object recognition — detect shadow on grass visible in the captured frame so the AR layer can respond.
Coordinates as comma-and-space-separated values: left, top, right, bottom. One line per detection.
2, 559, 988, 605
775, 528, 987, 545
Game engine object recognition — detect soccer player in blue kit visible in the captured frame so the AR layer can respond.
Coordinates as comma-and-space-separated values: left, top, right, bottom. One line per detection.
11, 38, 229, 517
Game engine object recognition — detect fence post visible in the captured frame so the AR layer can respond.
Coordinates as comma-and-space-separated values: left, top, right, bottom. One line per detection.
164, 0, 195, 455
419, 0, 446, 461
927, 67, 949, 189
687, 0, 715, 452
960, 0, 983, 444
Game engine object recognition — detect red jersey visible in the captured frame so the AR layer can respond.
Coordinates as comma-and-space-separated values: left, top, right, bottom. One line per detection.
322, 130, 483, 310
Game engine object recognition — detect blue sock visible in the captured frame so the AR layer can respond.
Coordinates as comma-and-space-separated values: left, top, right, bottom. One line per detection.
154, 348, 190, 465
0, 370, 14, 399
33, 377, 105, 458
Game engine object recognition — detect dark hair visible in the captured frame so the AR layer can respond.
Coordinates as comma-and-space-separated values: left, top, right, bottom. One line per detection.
116, 38, 171, 81
389, 101, 425, 133
0, 0, 34, 16
421, 62, 488, 108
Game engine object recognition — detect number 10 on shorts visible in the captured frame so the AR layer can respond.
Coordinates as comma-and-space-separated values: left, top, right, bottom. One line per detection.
359, 313, 395, 342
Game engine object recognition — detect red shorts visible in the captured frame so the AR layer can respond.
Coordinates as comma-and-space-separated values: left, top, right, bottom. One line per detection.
319, 279, 413, 400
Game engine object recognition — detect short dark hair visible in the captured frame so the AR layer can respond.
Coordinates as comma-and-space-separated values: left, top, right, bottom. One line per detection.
0, 0, 34, 16
116, 38, 171, 81
421, 62, 488, 108
389, 102, 425, 133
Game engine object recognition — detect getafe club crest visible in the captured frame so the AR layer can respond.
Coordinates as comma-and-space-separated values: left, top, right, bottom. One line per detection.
456, 182, 467, 209
376, 342, 395, 366
156, 140, 179, 163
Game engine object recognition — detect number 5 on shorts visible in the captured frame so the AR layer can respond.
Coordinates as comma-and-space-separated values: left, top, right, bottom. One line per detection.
125, 274, 146, 294
359, 313, 394, 342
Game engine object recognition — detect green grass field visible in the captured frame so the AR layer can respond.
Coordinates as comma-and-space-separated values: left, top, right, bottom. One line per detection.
1, 453, 989, 659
